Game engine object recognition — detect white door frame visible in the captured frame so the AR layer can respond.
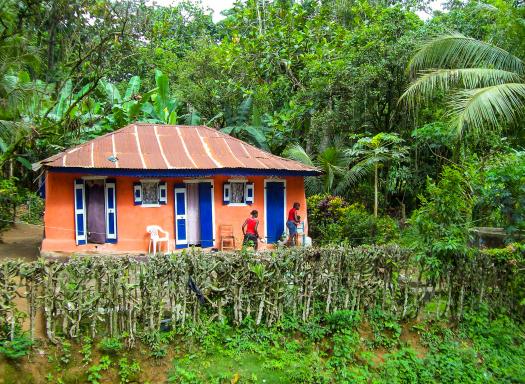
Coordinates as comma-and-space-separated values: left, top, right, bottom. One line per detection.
263, 179, 287, 241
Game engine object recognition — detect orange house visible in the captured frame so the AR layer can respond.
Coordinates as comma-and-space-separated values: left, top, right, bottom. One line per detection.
34, 123, 319, 255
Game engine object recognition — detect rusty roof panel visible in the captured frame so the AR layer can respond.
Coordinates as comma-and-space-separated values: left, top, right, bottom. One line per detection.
93, 136, 116, 168
114, 130, 144, 169
204, 137, 244, 168
38, 124, 320, 174
179, 127, 218, 169
156, 125, 196, 169
137, 128, 166, 169
65, 143, 94, 168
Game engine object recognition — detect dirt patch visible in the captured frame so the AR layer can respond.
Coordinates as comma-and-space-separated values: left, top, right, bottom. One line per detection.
400, 322, 428, 358
0, 342, 178, 384
0, 224, 42, 262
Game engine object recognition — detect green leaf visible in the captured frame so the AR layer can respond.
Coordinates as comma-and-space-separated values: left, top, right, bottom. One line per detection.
16, 156, 32, 170
124, 76, 141, 101
242, 125, 269, 151
101, 80, 122, 104
154, 69, 169, 110
409, 33, 525, 76
54, 80, 73, 120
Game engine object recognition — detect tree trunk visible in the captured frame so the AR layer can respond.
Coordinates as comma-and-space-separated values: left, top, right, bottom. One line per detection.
374, 164, 378, 217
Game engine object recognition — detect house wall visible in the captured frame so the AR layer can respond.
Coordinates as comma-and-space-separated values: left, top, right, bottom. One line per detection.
41, 172, 308, 254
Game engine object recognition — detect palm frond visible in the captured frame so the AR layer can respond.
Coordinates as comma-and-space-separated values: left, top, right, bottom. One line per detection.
333, 157, 376, 195
450, 83, 525, 136
240, 125, 269, 151
401, 68, 521, 109
409, 33, 525, 76
282, 144, 315, 167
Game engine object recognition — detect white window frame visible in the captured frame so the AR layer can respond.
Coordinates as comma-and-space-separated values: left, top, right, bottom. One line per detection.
140, 179, 161, 207
228, 178, 248, 206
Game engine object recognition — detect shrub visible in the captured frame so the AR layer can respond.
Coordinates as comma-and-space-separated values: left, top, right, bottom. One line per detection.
0, 177, 23, 232
98, 336, 123, 354
19, 191, 44, 225
0, 334, 33, 360
118, 357, 141, 383
307, 194, 400, 245
324, 310, 362, 332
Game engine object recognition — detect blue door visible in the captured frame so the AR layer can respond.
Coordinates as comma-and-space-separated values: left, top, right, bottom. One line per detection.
265, 181, 285, 243
198, 182, 214, 248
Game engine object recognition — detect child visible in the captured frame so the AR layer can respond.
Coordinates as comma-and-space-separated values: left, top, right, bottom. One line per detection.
242, 210, 260, 250
286, 202, 301, 246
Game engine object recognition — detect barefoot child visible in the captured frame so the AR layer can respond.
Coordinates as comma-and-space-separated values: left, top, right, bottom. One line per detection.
242, 210, 260, 250
286, 202, 301, 246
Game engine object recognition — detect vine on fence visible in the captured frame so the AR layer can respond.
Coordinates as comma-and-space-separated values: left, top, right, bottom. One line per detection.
0, 245, 523, 344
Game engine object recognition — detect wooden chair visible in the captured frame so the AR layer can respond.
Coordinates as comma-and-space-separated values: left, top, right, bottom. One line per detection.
220, 224, 236, 251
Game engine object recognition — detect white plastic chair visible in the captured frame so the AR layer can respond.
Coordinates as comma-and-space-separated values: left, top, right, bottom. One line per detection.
146, 225, 170, 254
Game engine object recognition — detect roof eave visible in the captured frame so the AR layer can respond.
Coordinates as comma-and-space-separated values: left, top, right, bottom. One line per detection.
45, 166, 321, 177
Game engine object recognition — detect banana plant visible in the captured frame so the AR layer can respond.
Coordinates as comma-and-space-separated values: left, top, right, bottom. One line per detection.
219, 95, 270, 151
139, 70, 181, 124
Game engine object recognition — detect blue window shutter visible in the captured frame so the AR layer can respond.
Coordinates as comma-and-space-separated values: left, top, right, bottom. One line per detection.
159, 181, 167, 204
133, 182, 142, 205
74, 179, 86, 245
223, 182, 231, 204
245, 182, 254, 205
38, 173, 46, 199
105, 179, 117, 243
198, 182, 214, 248
174, 185, 188, 248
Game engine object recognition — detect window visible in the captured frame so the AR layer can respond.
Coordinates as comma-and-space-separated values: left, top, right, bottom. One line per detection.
134, 180, 167, 206
223, 181, 254, 205
142, 181, 159, 205
230, 182, 245, 204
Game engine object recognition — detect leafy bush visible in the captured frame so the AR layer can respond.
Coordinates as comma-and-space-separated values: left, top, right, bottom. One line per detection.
0, 177, 23, 232
87, 355, 112, 384
307, 194, 400, 245
118, 357, 141, 383
475, 151, 525, 240
0, 334, 33, 360
368, 308, 402, 348
324, 310, 362, 333
0, 178, 43, 232
98, 336, 123, 354
19, 191, 44, 225
408, 166, 473, 269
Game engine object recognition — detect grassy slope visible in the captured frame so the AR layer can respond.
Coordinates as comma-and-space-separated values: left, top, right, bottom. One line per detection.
0, 310, 524, 384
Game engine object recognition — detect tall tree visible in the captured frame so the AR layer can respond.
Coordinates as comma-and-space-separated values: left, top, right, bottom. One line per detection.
345, 133, 408, 217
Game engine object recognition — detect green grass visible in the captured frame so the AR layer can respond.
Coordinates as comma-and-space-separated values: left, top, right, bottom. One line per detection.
1, 309, 524, 383
171, 353, 288, 383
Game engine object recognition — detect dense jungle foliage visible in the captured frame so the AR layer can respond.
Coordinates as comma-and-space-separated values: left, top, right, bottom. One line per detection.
1, 0, 524, 235
1, 0, 525, 382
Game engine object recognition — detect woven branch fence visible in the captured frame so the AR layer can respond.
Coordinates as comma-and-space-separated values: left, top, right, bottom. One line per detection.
0, 245, 523, 344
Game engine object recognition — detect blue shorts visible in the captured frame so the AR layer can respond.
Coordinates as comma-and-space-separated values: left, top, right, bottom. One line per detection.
286, 221, 297, 236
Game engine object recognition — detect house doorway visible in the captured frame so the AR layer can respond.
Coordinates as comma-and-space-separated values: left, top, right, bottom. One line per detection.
174, 182, 214, 249
265, 180, 285, 243
186, 183, 201, 246
85, 180, 106, 244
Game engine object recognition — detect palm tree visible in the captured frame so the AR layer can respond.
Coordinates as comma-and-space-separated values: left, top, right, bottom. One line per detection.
283, 142, 350, 195
400, 33, 525, 138
344, 133, 408, 217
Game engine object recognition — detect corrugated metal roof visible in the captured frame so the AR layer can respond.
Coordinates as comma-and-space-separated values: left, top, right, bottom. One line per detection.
37, 123, 320, 175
